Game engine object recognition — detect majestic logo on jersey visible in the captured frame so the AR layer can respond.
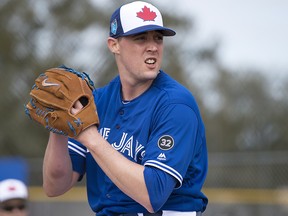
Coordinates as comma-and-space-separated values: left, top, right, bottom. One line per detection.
136, 6, 157, 21
157, 153, 166, 161
158, 135, 174, 150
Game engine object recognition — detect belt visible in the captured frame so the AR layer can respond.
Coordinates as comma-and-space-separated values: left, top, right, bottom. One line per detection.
118, 211, 202, 216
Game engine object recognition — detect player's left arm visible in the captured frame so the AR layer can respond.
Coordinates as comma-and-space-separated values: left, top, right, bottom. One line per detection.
144, 166, 177, 211
142, 103, 201, 211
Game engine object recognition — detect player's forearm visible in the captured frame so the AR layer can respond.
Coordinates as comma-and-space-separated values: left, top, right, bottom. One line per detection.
43, 133, 75, 197
77, 127, 154, 212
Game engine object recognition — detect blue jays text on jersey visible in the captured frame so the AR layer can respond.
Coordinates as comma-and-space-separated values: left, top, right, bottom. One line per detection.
68, 70, 208, 215
100, 127, 146, 162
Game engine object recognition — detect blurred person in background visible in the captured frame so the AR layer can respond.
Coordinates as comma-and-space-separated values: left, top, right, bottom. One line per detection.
0, 179, 29, 216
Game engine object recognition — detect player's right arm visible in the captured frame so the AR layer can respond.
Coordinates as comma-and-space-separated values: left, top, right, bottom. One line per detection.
43, 132, 79, 197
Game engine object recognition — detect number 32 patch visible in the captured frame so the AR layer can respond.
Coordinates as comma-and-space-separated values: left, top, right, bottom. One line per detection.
158, 135, 174, 150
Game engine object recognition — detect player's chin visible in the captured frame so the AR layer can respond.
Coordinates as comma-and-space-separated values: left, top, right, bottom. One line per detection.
143, 69, 159, 80
146, 64, 160, 74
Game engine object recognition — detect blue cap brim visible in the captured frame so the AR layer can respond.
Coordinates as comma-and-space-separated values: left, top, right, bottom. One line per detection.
121, 25, 176, 37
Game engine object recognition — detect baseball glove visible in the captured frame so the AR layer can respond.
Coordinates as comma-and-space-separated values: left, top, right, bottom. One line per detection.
25, 65, 99, 137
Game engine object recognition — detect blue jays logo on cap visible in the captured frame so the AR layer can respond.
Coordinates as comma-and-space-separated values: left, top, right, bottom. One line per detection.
136, 6, 157, 21
111, 19, 118, 36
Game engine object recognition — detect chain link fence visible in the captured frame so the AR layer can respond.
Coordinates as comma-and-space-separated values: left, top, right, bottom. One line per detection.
24, 151, 288, 216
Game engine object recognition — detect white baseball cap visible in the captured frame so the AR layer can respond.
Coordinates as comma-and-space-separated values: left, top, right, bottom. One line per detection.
0, 179, 28, 202
110, 1, 176, 38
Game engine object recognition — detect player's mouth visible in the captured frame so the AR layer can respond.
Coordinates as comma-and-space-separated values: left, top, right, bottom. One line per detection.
145, 58, 156, 65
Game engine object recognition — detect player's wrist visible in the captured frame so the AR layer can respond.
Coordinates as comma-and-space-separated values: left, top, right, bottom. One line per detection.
76, 125, 99, 146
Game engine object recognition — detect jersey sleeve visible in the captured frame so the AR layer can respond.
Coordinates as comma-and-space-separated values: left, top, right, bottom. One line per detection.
143, 103, 200, 188
68, 138, 87, 179
144, 166, 177, 211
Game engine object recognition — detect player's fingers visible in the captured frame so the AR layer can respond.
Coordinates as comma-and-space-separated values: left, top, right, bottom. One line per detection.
71, 100, 83, 115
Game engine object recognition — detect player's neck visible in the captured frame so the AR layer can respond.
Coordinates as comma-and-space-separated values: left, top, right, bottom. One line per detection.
121, 80, 153, 101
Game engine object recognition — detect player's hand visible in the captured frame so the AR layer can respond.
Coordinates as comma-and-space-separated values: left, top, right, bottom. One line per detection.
71, 100, 84, 115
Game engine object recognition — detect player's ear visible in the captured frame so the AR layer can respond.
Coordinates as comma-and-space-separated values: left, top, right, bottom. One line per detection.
107, 37, 120, 54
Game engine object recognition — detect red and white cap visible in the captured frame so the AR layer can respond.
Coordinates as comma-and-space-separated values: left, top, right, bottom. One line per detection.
0, 179, 28, 202
110, 1, 176, 38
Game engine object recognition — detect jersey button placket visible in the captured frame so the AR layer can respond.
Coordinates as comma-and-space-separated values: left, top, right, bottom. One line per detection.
116, 109, 124, 129
119, 109, 124, 115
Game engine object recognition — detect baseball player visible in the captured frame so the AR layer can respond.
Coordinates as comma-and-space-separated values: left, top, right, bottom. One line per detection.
37, 1, 208, 215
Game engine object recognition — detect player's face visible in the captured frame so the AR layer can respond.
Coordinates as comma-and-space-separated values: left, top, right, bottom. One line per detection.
115, 31, 164, 85
0, 199, 28, 216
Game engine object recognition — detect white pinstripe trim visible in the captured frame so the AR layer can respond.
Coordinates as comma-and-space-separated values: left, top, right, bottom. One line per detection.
68, 145, 86, 158
137, 211, 197, 216
161, 211, 197, 216
144, 160, 183, 187
68, 141, 86, 153
68, 141, 86, 158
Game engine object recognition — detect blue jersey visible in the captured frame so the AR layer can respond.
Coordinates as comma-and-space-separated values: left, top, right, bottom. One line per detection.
68, 71, 208, 215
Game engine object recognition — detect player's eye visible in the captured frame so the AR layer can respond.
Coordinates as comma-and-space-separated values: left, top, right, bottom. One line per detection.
134, 35, 147, 41
155, 35, 163, 42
